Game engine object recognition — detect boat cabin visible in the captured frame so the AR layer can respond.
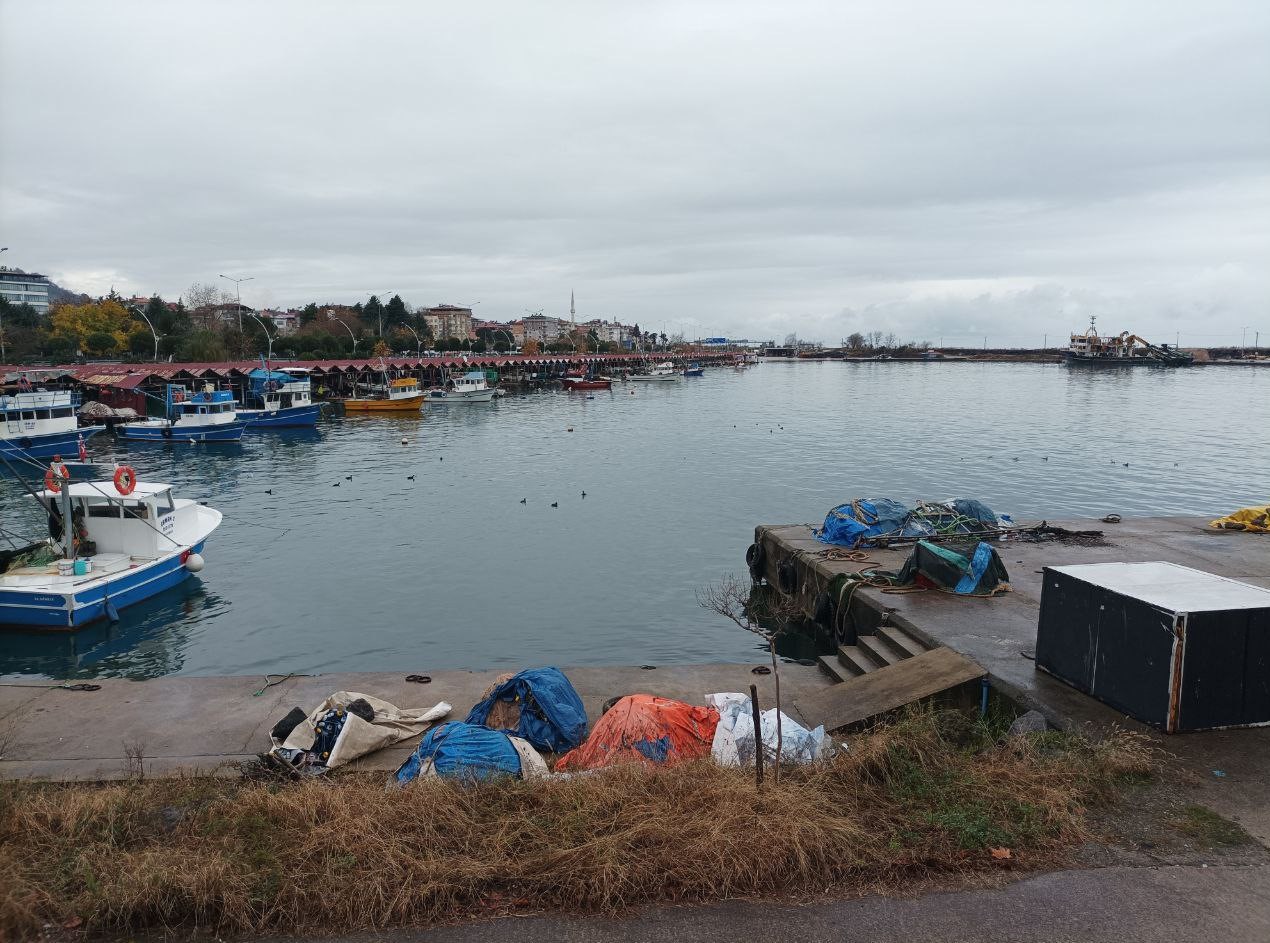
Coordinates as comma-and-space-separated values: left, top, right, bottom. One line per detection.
36, 481, 186, 561
169, 384, 239, 425
248, 368, 313, 410
387, 377, 421, 399
448, 371, 489, 393
1, 390, 79, 439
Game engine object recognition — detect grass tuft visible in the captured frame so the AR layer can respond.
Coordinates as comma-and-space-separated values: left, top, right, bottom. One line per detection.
1172, 804, 1252, 848
0, 708, 1154, 938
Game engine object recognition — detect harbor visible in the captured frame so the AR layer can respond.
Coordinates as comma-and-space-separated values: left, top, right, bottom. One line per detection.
2, 359, 1267, 674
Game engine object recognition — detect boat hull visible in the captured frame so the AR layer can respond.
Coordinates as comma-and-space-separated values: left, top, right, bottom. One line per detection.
682, 369, 704, 377
426, 390, 497, 403
343, 395, 426, 412
116, 421, 248, 441
0, 425, 105, 460
240, 404, 323, 428
562, 379, 612, 391
629, 374, 680, 381
1064, 353, 1193, 367
0, 540, 207, 630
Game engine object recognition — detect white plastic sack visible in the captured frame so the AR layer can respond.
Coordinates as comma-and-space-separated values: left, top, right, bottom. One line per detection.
271, 690, 451, 771
706, 692, 831, 767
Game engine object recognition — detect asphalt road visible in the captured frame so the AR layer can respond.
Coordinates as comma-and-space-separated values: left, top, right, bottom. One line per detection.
302, 864, 1270, 943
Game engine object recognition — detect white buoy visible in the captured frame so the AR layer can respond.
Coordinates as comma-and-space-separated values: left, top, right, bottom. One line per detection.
184, 552, 205, 573
401, 437, 408, 445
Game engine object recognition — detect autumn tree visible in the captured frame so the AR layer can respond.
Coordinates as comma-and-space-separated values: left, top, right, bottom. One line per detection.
521, 338, 541, 356
50, 299, 147, 356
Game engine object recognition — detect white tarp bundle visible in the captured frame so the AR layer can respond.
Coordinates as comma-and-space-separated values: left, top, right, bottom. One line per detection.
706, 692, 832, 767
270, 690, 451, 772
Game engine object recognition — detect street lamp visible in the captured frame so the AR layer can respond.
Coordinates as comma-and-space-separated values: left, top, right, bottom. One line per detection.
129, 304, 162, 362
330, 315, 358, 356
401, 323, 422, 358
218, 273, 254, 333
248, 312, 277, 361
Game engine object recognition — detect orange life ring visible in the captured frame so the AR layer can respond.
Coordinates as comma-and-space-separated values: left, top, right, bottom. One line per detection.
113, 465, 137, 496
44, 462, 70, 493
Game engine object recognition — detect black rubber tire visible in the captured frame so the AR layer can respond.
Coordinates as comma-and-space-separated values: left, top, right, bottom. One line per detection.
18, 437, 33, 450
812, 590, 834, 627
744, 541, 766, 570
162, 427, 173, 439
776, 559, 798, 595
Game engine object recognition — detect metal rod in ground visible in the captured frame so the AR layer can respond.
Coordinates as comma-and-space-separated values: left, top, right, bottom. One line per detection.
749, 683, 764, 789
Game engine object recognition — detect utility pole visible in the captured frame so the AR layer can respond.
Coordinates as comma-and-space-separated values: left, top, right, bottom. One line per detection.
218, 273, 254, 333
0, 248, 7, 361
1242, 326, 1249, 356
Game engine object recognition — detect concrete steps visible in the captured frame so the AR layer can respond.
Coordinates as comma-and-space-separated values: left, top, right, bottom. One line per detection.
820, 623, 933, 680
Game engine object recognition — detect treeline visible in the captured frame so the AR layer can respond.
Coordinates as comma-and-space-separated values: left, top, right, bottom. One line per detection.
842, 331, 933, 352
0, 285, 637, 364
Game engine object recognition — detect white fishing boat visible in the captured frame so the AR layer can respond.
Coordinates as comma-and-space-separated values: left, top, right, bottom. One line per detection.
1, 388, 105, 460
0, 465, 222, 629
426, 370, 498, 403
628, 361, 681, 381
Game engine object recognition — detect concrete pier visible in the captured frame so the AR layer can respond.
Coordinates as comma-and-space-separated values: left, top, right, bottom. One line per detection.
751, 515, 1270, 844
0, 662, 832, 782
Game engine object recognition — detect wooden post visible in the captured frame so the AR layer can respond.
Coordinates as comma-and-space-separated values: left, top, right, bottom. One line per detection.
749, 683, 764, 790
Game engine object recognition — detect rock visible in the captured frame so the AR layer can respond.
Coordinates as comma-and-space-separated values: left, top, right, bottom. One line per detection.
1007, 710, 1048, 737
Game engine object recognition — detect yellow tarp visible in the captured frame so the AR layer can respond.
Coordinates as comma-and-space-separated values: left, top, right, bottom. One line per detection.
1210, 506, 1270, 532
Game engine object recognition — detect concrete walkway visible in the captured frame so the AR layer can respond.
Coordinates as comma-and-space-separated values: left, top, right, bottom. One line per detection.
0, 662, 832, 780
289, 864, 1270, 943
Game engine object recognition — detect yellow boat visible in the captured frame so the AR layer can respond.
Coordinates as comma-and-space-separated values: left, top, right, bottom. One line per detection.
343, 377, 426, 413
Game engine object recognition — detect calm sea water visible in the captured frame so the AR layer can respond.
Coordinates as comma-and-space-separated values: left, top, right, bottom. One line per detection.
2, 362, 1265, 680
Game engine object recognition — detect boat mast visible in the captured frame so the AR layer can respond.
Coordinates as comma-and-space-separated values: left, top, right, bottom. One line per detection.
59, 466, 74, 561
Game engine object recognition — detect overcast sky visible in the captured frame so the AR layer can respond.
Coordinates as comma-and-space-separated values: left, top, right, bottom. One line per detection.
2, 1, 1267, 345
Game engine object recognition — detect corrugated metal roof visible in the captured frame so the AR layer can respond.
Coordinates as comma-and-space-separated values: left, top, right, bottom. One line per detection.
77, 372, 150, 389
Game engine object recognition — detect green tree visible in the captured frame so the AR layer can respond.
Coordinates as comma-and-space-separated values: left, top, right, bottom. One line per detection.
178, 329, 227, 362
493, 339, 511, 353
85, 331, 117, 356
128, 331, 154, 357
300, 302, 320, 326
472, 339, 488, 353
385, 294, 407, 328
364, 295, 384, 335
0, 297, 40, 329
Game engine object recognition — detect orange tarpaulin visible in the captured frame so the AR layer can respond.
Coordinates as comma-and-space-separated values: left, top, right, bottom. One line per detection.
554, 694, 719, 772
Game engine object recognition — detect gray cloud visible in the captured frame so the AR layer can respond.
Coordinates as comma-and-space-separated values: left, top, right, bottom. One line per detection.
2, 0, 1267, 345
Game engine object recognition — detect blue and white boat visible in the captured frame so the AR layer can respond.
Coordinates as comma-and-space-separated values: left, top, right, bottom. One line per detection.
239, 367, 321, 429
682, 362, 704, 377
1, 389, 105, 460
116, 384, 247, 442
0, 473, 222, 629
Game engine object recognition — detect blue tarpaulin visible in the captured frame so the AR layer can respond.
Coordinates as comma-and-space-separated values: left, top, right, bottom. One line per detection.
464, 667, 588, 753
248, 368, 301, 393
395, 721, 524, 783
815, 498, 1008, 548
815, 498, 934, 548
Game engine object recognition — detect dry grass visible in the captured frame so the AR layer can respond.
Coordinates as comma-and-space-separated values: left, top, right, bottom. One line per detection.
0, 709, 1153, 938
